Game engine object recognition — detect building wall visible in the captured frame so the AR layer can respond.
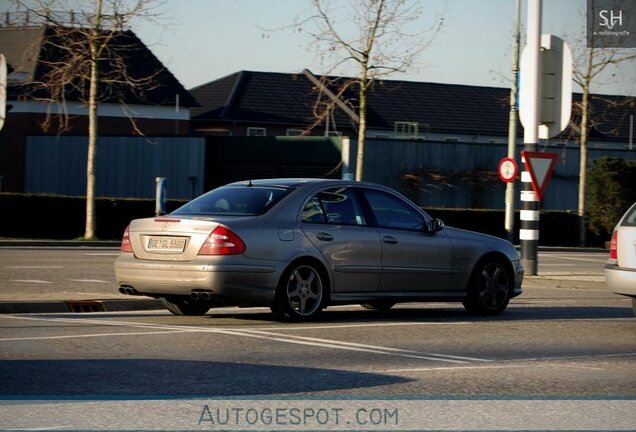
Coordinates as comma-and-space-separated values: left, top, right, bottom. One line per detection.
360, 138, 636, 210
0, 111, 191, 192
25, 136, 205, 199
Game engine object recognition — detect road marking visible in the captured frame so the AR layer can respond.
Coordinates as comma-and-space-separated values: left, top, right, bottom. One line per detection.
6, 266, 63, 269
539, 254, 607, 263
3, 315, 635, 370
241, 329, 491, 363
215, 328, 470, 363
69, 279, 110, 283
0, 330, 194, 342
9, 280, 52, 284
0, 315, 482, 364
11, 426, 74, 431
254, 320, 472, 331
372, 352, 636, 374
85, 252, 120, 256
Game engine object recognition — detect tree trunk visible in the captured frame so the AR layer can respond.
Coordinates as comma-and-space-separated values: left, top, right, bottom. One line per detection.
355, 69, 368, 181
578, 85, 589, 247
85, 54, 98, 240
85, 0, 103, 240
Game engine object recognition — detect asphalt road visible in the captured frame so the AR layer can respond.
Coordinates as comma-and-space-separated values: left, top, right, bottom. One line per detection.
1, 248, 634, 430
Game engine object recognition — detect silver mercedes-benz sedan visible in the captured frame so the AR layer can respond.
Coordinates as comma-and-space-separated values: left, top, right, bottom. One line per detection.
114, 179, 524, 320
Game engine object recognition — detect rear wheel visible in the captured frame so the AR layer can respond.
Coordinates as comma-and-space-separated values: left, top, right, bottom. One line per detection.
462, 259, 511, 315
361, 302, 395, 312
161, 296, 211, 316
272, 262, 326, 321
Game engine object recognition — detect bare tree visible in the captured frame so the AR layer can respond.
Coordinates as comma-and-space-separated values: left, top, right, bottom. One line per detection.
569, 37, 636, 246
302, 0, 444, 181
13, 0, 164, 239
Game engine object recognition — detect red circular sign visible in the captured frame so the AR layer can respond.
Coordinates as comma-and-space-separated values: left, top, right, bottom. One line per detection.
498, 157, 518, 182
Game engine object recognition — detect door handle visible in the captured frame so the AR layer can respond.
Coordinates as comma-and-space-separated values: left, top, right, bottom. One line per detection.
382, 236, 398, 245
316, 232, 334, 241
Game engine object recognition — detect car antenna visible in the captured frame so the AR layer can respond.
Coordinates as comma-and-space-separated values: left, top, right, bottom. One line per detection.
247, 179, 253, 187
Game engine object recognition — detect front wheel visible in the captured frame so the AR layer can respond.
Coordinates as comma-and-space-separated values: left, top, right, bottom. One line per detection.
161, 296, 211, 316
462, 259, 511, 315
271, 262, 326, 321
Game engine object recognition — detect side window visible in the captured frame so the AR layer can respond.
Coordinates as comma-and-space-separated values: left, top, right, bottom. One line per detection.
301, 188, 366, 226
362, 189, 425, 230
301, 197, 326, 223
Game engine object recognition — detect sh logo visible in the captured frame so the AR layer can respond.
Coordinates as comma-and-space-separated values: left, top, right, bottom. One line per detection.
599, 9, 623, 29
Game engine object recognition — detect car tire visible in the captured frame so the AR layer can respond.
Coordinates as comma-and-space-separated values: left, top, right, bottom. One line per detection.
632, 299, 636, 317
462, 258, 511, 315
361, 302, 395, 311
161, 296, 211, 316
272, 262, 326, 321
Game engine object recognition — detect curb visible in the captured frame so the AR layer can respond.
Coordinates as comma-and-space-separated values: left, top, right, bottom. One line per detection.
0, 298, 162, 314
0, 240, 119, 248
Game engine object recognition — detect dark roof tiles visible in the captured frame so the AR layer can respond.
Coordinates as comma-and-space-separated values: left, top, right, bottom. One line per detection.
190, 70, 634, 142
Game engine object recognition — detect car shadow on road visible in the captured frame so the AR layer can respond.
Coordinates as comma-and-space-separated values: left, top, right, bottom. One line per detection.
207, 304, 634, 323
0, 359, 411, 397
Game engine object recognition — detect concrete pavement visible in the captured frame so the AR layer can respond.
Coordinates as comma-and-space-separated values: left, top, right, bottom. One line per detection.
0, 241, 609, 314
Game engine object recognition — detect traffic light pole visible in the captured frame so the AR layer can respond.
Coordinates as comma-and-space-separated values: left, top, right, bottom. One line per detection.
520, 0, 542, 276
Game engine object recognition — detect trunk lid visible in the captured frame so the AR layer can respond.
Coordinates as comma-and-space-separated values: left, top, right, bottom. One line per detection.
127, 217, 220, 261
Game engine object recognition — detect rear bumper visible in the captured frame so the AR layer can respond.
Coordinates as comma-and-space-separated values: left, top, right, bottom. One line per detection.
114, 254, 281, 305
605, 263, 636, 298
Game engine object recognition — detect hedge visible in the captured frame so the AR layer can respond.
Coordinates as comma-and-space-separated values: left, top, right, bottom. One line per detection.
0, 193, 605, 246
0, 193, 187, 240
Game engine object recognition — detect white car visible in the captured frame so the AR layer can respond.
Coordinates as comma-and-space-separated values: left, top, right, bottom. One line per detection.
605, 202, 636, 316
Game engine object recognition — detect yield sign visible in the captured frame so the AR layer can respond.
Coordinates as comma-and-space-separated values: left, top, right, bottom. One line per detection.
521, 151, 558, 200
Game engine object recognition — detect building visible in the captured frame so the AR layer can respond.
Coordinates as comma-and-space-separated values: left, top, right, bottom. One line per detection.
0, 24, 198, 193
190, 69, 635, 149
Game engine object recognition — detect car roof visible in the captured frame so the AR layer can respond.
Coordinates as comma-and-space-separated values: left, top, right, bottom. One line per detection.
226, 178, 363, 188
224, 178, 403, 196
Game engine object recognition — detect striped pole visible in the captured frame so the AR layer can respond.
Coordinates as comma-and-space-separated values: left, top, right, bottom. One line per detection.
521, 0, 541, 276
520, 155, 539, 275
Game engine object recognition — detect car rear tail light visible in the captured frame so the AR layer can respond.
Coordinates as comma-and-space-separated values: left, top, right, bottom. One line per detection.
198, 226, 246, 255
609, 230, 618, 260
121, 225, 133, 253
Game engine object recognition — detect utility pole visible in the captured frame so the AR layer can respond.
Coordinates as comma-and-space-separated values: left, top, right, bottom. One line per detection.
520, 0, 542, 276
504, 0, 521, 243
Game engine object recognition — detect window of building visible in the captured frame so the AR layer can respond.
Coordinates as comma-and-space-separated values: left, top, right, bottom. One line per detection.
394, 122, 419, 139
286, 129, 305, 136
247, 127, 266, 137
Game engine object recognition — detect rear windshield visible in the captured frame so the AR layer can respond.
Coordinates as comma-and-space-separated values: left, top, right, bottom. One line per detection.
173, 186, 290, 216
621, 203, 636, 227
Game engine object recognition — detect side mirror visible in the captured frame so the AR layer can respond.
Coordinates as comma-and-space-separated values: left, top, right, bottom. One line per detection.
429, 218, 445, 232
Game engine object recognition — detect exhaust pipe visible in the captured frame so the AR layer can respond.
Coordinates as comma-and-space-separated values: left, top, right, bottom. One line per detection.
191, 290, 213, 301
119, 286, 138, 296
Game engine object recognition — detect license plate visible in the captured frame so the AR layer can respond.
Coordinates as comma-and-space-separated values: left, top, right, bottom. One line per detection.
146, 237, 187, 252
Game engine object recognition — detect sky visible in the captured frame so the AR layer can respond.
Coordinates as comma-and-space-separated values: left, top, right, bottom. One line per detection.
133, 0, 636, 96
3, 0, 636, 95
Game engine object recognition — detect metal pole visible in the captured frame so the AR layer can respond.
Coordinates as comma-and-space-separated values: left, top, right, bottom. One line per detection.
505, 0, 522, 243
520, 0, 542, 276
